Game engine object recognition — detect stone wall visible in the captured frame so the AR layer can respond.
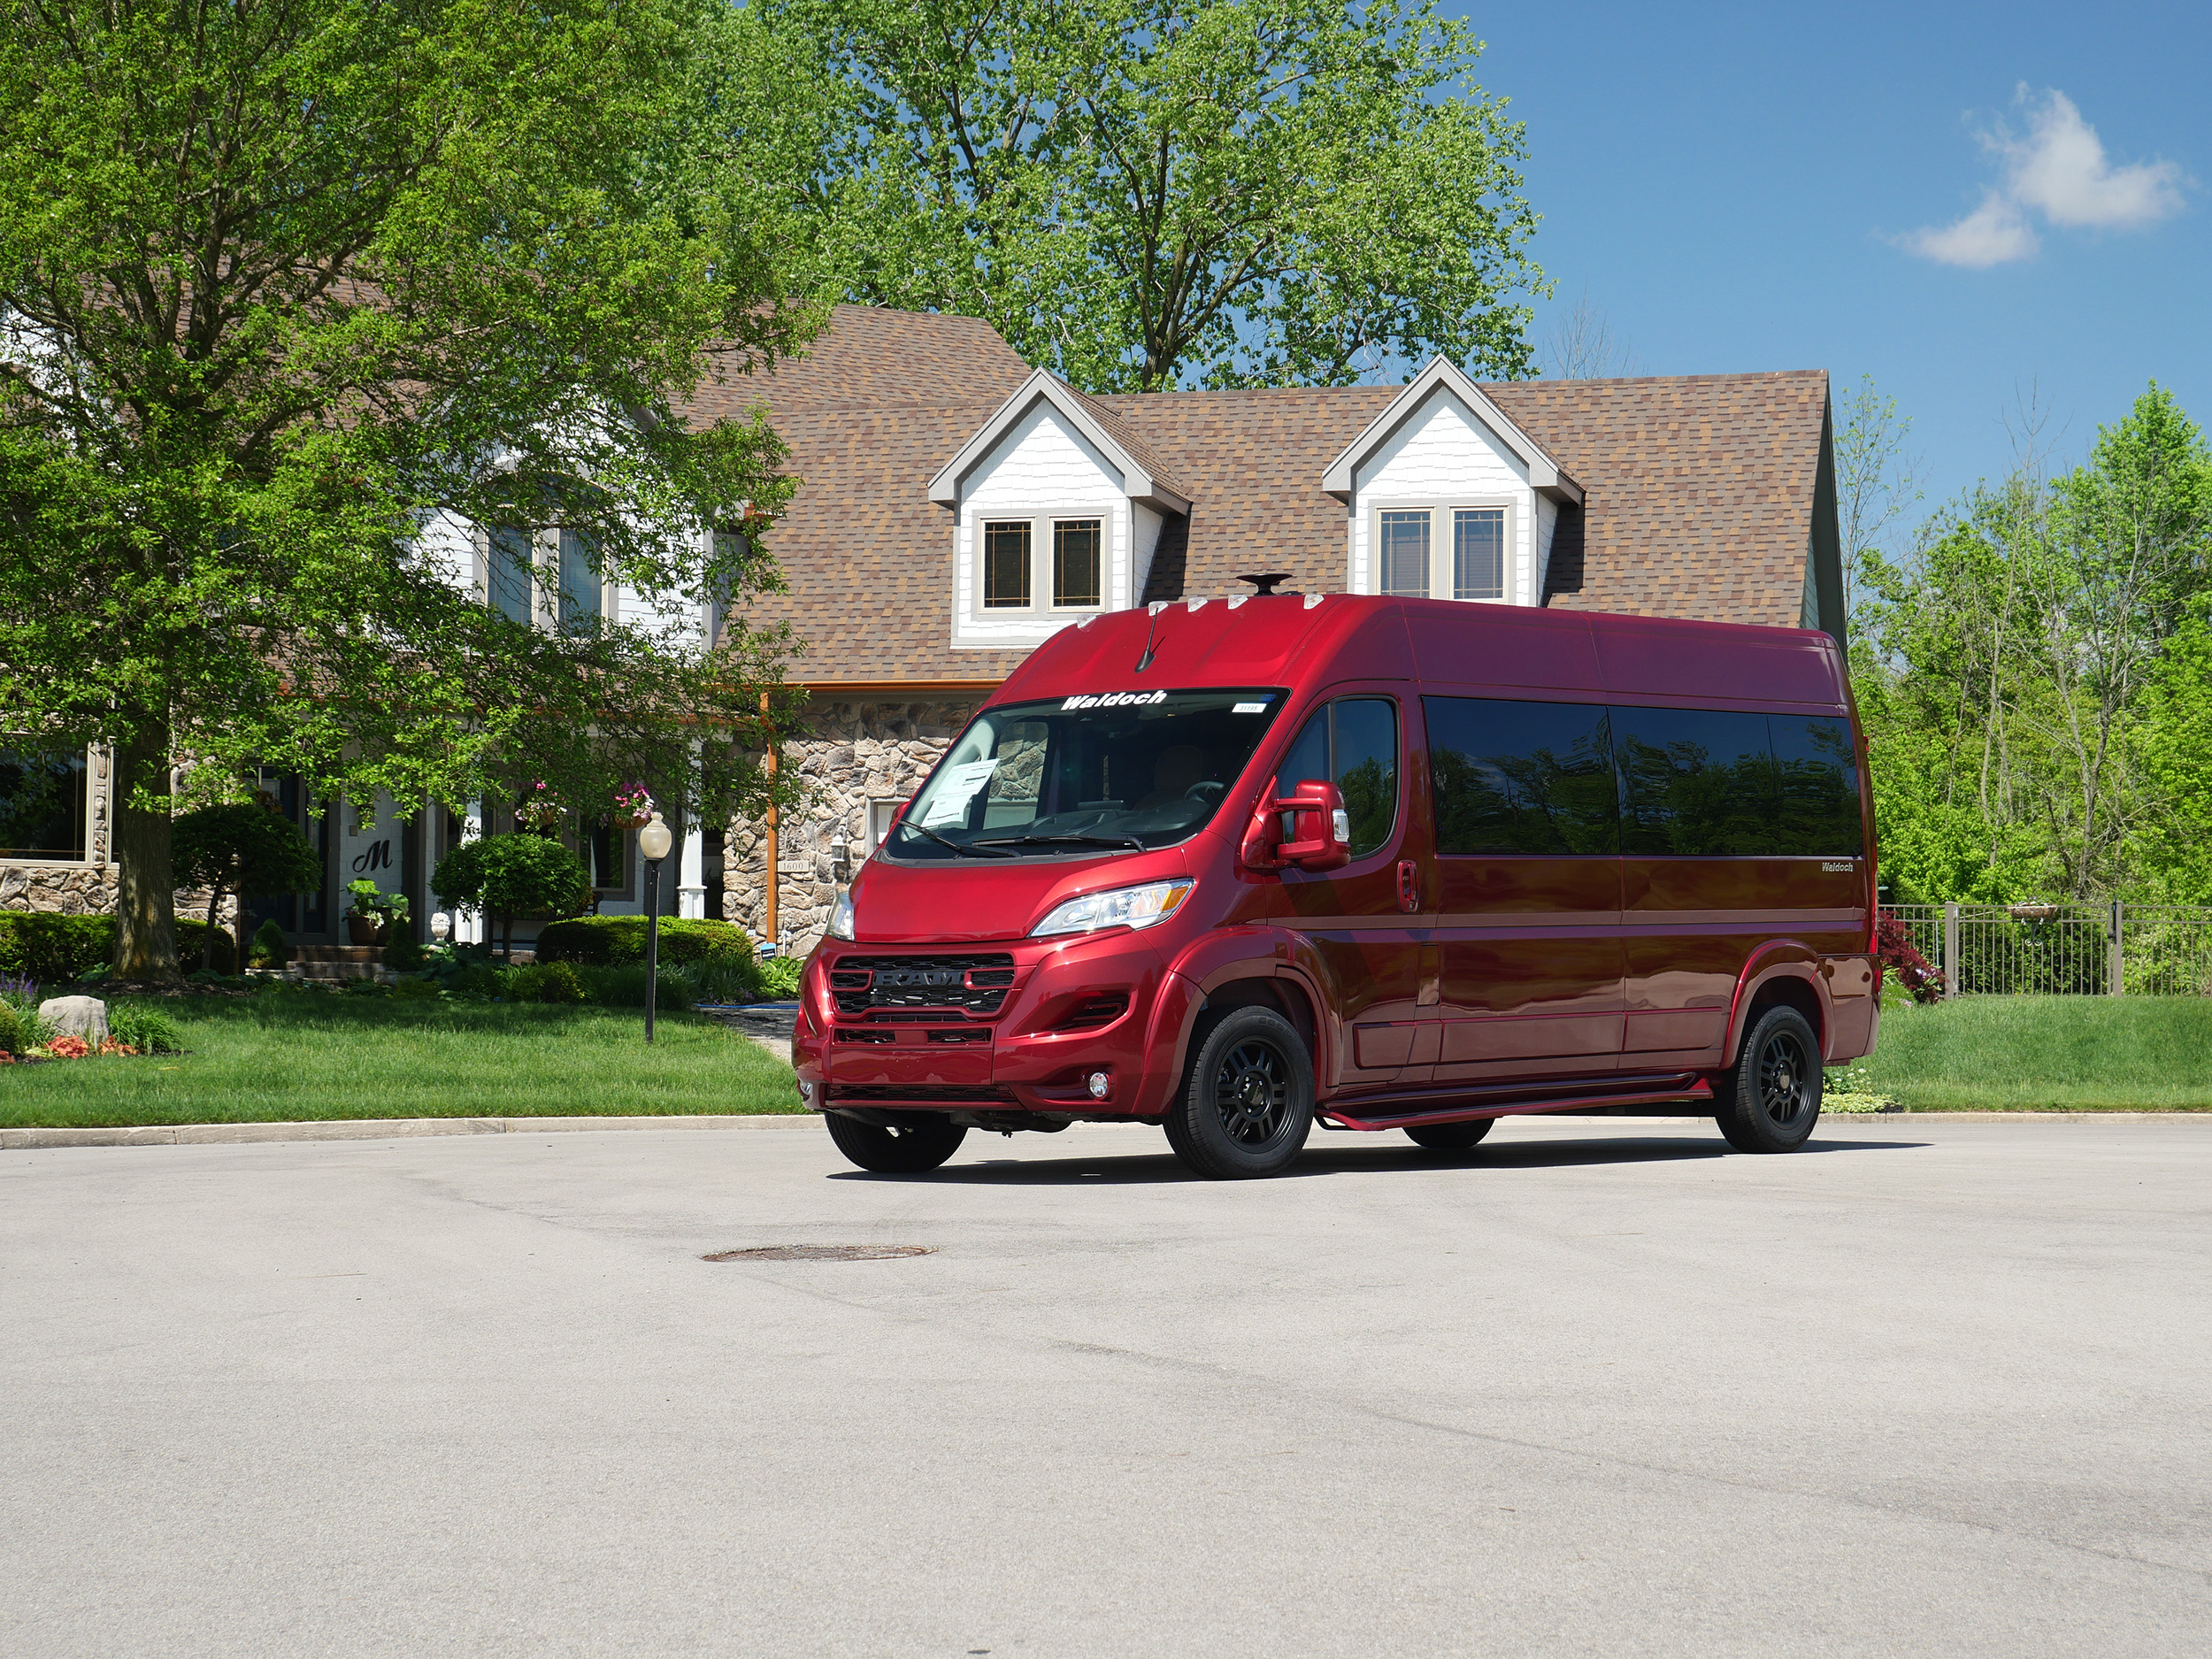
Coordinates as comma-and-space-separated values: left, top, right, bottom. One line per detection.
723, 697, 984, 954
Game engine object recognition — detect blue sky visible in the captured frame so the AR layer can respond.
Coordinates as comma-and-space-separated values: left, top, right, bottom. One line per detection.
1456, 0, 2209, 544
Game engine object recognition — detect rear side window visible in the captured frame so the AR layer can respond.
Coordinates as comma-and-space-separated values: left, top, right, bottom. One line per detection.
1770, 715, 1863, 856
1277, 697, 1400, 858
1614, 708, 1778, 856
1425, 697, 1617, 855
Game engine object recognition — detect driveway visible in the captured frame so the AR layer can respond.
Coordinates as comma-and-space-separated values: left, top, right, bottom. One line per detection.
4, 1116, 2208, 1656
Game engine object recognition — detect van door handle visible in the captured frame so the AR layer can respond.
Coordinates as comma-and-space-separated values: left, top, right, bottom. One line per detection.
1396, 859, 1422, 915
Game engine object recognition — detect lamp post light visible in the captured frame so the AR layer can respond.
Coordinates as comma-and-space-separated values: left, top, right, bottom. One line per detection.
638, 810, 674, 1043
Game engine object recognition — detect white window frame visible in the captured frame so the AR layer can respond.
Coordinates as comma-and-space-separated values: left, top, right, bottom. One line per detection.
1364, 498, 1517, 604
971, 514, 1110, 621
0, 740, 105, 868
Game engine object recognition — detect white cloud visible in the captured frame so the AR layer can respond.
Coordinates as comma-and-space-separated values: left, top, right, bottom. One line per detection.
1902, 86, 2187, 267
1901, 193, 2039, 268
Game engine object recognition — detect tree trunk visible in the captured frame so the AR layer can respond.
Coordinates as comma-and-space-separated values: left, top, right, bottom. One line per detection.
111, 726, 180, 980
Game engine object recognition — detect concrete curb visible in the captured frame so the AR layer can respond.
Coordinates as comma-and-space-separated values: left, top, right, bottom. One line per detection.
0, 1113, 814, 1150
4, 1109, 2206, 1151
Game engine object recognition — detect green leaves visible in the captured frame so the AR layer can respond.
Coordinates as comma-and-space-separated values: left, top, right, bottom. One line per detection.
0, 0, 821, 973
1854, 384, 2212, 902
752, 0, 1545, 390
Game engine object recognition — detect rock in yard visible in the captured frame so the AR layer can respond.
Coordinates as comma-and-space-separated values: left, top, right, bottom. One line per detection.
38, 995, 109, 1043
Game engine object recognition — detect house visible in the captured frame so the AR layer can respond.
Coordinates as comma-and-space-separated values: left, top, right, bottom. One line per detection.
686, 304, 1843, 954
0, 304, 1842, 956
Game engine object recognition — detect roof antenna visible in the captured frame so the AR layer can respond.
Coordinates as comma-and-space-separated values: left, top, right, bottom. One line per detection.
1134, 600, 1166, 672
1238, 571, 1294, 597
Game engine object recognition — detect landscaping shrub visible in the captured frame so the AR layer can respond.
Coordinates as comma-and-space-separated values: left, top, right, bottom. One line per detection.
250, 918, 293, 967
383, 935, 428, 972
434, 835, 591, 956
0, 1002, 22, 1055
108, 1003, 184, 1055
0, 913, 111, 981
757, 955, 803, 998
534, 915, 754, 969
3, 914, 233, 979
506, 961, 590, 1005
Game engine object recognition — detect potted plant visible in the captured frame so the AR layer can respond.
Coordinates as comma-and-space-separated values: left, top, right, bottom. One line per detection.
515, 780, 566, 832
611, 782, 654, 831
344, 879, 411, 945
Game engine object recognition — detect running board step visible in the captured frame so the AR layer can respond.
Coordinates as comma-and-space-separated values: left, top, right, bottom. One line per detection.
1320, 1080, 1713, 1133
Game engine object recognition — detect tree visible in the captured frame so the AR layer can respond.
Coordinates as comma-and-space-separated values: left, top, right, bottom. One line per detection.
1540, 288, 1639, 380
1854, 384, 2212, 901
433, 835, 592, 961
0, 0, 813, 980
752, 0, 1546, 390
172, 803, 322, 972
1834, 374, 1923, 618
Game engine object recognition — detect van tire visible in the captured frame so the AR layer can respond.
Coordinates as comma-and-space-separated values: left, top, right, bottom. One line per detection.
1404, 1118, 1494, 1151
824, 1110, 968, 1173
1716, 1006, 1823, 1152
1164, 1008, 1315, 1179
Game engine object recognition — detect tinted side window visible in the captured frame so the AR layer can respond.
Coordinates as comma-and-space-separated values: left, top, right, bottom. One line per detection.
1278, 697, 1401, 859
1425, 697, 1617, 855
1770, 715, 1863, 856
1614, 707, 1778, 856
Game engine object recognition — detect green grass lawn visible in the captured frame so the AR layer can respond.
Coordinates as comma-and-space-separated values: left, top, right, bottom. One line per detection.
1861, 994, 2212, 1110
0, 991, 803, 1128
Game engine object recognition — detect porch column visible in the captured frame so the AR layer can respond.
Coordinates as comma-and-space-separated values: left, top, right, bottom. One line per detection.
677, 803, 706, 920
455, 797, 486, 945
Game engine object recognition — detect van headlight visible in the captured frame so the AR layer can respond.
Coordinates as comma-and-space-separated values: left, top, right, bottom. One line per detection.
1031, 878, 1194, 939
826, 888, 856, 941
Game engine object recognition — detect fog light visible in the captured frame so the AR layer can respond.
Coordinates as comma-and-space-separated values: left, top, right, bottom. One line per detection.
797, 1078, 815, 1103
1087, 1071, 1110, 1100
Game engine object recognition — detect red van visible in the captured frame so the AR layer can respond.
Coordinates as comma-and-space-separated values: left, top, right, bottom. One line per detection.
793, 592, 1879, 1179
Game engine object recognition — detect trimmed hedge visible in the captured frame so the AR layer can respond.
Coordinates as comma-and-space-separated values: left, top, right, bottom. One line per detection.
0, 912, 231, 981
534, 915, 751, 967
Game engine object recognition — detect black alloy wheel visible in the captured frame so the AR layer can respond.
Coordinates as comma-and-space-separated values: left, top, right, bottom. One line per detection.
824, 1110, 969, 1174
1716, 1005, 1823, 1153
1164, 1007, 1315, 1179
1404, 1117, 1494, 1151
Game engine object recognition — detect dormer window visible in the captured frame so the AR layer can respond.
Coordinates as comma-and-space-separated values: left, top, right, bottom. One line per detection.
977, 517, 1106, 616
1373, 504, 1512, 602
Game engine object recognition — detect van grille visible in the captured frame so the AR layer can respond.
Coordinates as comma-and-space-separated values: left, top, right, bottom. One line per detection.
830, 954, 1017, 1017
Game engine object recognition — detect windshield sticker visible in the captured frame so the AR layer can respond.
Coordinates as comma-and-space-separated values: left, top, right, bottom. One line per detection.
918, 757, 1001, 826
1060, 691, 1169, 710
1233, 701, 1268, 714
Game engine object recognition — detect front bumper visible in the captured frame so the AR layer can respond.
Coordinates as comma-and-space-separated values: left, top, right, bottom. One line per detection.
793, 929, 1189, 1119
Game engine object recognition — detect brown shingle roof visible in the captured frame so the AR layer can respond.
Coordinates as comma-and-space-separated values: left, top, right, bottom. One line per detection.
691, 307, 1833, 685
1486, 371, 1830, 629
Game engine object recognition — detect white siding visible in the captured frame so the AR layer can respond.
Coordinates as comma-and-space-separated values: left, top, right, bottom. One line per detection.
1348, 389, 1540, 605
952, 403, 1133, 649
1533, 494, 1560, 601
418, 508, 480, 598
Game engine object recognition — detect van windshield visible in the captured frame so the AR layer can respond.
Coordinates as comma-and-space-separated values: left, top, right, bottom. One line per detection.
883, 688, 1287, 862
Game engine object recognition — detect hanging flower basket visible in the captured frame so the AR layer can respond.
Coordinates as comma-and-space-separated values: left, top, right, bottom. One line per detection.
516, 781, 566, 832
2007, 901, 2061, 923
610, 783, 654, 831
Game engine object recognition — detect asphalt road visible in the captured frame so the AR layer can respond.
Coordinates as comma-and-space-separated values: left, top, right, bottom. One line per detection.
4, 1115, 2209, 1657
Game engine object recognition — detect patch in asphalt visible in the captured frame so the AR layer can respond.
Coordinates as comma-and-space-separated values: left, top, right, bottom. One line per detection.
702, 1244, 936, 1263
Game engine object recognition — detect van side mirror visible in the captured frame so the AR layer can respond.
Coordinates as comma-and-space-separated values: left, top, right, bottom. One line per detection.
1241, 778, 1350, 872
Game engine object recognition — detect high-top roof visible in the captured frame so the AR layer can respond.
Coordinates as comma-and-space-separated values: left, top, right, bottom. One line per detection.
695, 306, 1838, 688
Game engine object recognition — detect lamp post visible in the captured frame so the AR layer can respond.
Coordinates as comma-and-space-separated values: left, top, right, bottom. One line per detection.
639, 810, 673, 1042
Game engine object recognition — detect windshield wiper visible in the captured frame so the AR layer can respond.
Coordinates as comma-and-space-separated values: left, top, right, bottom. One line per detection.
973, 833, 1149, 852
892, 820, 1018, 858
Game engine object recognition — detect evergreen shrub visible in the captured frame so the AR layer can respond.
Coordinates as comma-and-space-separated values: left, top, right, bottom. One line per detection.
534, 915, 752, 968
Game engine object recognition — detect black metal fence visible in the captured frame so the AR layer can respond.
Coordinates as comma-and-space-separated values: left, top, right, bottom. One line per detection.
1882, 903, 2212, 997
